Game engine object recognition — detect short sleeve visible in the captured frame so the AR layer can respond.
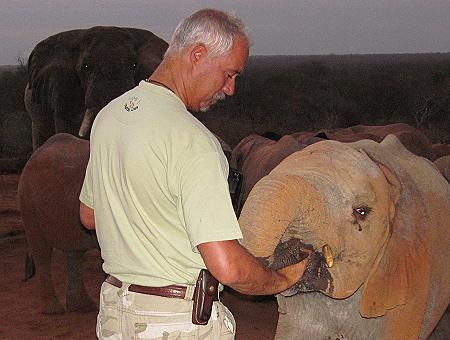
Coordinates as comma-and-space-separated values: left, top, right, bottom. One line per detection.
178, 152, 243, 250
79, 154, 94, 208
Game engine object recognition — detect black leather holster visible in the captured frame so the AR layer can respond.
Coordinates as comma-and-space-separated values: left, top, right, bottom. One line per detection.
192, 269, 219, 325
228, 168, 244, 217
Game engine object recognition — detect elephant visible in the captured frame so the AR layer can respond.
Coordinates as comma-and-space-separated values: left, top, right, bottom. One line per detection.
239, 135, 450, 339
18, 133, 96, 314
432, 143, 450, 159
293, 123, 437, 161
434, 155, 450, 183
24, 26, 168, 150
230, 134, 307, 203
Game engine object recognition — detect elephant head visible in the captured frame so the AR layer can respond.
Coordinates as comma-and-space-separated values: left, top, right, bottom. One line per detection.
24, 26, 168, 149
239, 135, 450, 339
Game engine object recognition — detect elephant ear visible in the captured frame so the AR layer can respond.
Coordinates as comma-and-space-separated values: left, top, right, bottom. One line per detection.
355, 135, 443, 338
124, 28, 168, 81
27, 29, 84, 105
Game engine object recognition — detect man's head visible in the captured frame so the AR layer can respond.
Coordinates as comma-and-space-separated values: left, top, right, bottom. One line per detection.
165, 9, 249, 58
164, 9, 250, 112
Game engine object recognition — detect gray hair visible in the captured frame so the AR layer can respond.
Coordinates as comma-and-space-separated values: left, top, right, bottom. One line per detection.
165, 8, 250, 58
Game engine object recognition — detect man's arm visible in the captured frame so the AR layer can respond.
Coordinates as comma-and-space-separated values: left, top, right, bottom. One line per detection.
79, 202, 95, 230
198, 239, 309, 296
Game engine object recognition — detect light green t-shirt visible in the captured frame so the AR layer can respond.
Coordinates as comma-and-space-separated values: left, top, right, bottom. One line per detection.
79, 81, 242, 286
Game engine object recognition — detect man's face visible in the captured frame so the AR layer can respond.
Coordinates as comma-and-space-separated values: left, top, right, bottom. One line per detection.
191, 35, 249, 112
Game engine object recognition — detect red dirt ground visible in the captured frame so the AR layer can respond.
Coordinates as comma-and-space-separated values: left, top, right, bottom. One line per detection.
0, 175, 278, 339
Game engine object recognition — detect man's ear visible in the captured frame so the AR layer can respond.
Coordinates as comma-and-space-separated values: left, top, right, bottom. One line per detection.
190, 44, 208, 65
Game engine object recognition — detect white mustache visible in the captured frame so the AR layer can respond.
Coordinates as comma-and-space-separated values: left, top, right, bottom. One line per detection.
199, 92, 226, 112
213, 92, 226, 102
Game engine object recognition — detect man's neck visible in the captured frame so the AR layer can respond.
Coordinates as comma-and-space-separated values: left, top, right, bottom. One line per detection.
148, 57, 189, 108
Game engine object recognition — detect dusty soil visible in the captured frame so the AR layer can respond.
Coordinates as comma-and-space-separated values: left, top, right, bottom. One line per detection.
0, 175, 278, 339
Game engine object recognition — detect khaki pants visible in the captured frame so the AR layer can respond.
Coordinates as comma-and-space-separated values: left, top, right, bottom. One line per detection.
96, 281, 236, 339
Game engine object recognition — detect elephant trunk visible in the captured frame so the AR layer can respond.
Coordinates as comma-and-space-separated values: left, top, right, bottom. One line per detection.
239, 171, 365, 298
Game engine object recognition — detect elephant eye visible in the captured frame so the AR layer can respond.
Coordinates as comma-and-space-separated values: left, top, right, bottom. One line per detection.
132, 62, 137, 69
81, 63, 89, 71
352, 205, 372, 221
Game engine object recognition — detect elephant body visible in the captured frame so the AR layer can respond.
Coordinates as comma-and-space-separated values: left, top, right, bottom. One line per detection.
277, 287, 384, 339
24, 26, 168, 149
230, 134, 306, 202
239, 135, 450, 339
434, 155, 450, 183
432, 143, 450, 159
293, 123, 436, 161
18, 133, 96, 314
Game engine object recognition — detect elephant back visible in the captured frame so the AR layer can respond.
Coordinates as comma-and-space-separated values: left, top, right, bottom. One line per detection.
19, 133, 92, 251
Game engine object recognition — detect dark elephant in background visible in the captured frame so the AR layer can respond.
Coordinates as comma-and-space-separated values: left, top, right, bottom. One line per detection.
432, 143, 450, 159
230, 134, 307, 203
18, 133, 95, 314
24, 26, 168, 149
434, 155, 450, 183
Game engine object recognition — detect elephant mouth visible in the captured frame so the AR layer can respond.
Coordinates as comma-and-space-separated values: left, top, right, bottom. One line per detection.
259, 237, 334, 296
291, 250, 334, 295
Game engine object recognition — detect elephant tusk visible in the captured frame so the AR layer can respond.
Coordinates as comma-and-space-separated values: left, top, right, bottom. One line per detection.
79, 109, 94, 138
322, 244, 334, 268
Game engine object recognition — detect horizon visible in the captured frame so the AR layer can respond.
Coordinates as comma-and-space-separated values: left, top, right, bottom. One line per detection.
2, 51, 450, 68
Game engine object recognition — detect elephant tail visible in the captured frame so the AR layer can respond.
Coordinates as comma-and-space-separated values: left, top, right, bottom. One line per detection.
23, 253, 36, 281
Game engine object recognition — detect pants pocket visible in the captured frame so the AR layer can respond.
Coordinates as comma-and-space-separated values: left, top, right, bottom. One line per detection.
217, 303, 236, 338
134, 321, 198, 339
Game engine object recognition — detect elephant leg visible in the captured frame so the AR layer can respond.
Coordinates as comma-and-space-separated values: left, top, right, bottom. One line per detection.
33, 242, 65, 314
65, 251, 97, 312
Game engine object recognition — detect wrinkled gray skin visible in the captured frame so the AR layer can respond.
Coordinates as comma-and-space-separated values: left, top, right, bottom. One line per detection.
24, 26, 168, 150
18, 133, 95, 314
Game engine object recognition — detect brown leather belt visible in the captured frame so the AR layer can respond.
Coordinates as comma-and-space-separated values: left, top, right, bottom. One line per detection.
105, 275, 188, 299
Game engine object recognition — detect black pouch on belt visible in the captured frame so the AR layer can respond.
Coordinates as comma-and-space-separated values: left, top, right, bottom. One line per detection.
192, 269, 219, 325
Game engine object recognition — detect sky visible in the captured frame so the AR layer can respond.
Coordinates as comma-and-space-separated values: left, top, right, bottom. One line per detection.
1, 0, 449, 65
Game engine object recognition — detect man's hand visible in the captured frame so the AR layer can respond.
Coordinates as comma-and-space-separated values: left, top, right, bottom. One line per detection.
276, 250, 311, 288
79, 202, 95, 230
198, 240, 310, 296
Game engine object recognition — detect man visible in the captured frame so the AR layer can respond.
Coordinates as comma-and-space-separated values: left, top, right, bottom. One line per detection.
79, 8, 310, 339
